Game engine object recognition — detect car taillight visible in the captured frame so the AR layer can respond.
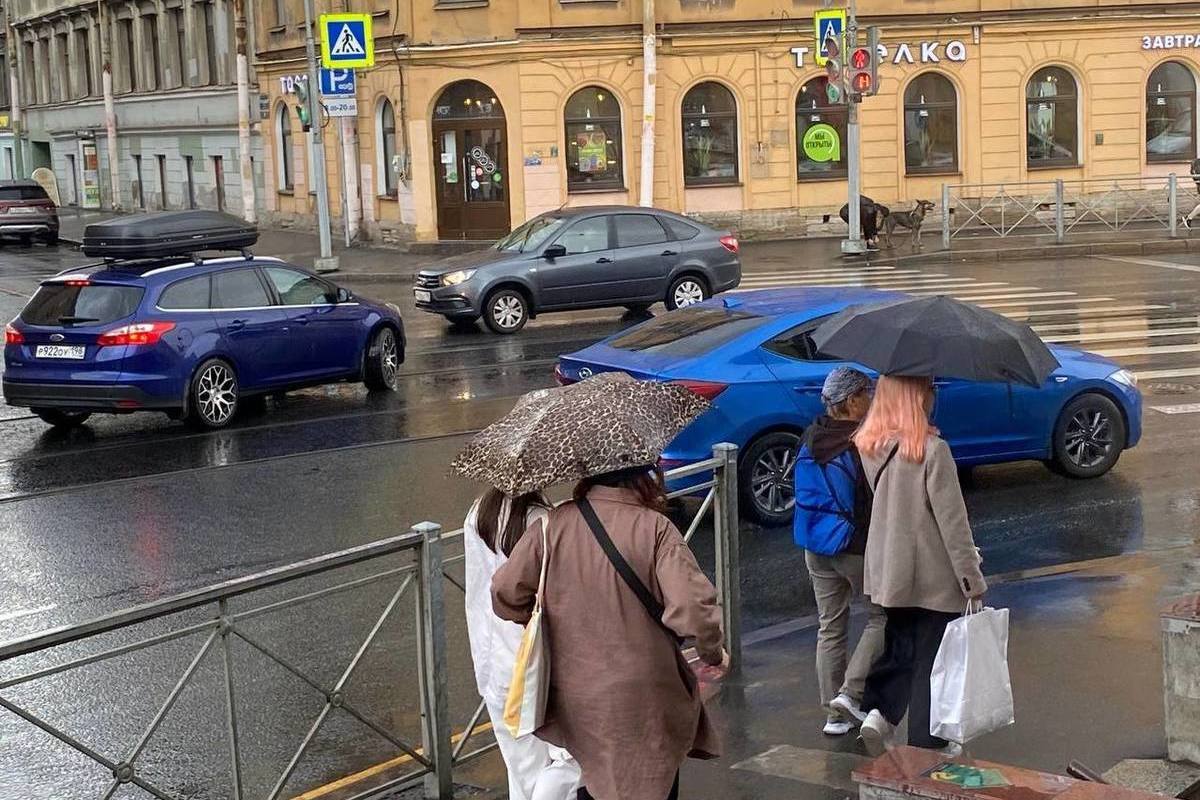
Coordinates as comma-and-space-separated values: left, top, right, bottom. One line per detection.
97, 321, 176, 346
719, 235, 739, 254
5, 323, 24, 345
672, 380, 728, 401
65, 279, 90, 287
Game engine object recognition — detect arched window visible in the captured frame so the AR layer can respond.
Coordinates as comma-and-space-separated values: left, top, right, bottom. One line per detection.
378, 99, 397, 196
904, 73, 959, 174
1147, 61, 1197, 163
1026, 67, 1079, 167
564, 86, 624, 191
276, 104, 293, 191
795, 77, 848, 179
682, 82, 738, 186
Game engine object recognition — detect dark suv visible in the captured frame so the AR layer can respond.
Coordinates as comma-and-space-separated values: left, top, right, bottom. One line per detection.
0, 181, 59, 245
413, 206, 742, 334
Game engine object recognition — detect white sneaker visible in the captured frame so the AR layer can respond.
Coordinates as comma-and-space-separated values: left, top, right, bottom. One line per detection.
859, 710, 894, 757
823, 718, 854, 736
830, 693, 868, 725
939, 741, 963, 758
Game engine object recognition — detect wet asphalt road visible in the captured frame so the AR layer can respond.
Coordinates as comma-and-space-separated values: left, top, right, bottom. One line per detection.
1, 241, 1200, 799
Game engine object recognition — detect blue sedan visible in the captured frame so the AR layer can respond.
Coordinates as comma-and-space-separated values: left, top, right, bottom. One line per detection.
4, 256, 405, 429
556, 288, 1143, 525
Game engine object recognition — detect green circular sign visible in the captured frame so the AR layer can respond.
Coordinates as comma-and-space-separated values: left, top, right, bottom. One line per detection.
802, 123, 841, 163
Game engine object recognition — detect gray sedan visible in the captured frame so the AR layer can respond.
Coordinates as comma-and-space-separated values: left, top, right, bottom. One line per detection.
413, 206, 742, 333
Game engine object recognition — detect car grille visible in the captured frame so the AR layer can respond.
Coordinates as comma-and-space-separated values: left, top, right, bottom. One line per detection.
415, 275, 440, 289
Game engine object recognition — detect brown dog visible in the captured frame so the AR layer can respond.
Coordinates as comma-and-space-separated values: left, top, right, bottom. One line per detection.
883, 200, 937, 249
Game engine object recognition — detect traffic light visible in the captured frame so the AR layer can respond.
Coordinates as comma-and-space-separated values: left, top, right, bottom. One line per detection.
293, 79, 312, 132
824, 31, 845, 104
849, 27, 881, 99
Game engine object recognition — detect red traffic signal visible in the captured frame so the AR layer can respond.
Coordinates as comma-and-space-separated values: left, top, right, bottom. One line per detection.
852, 72, 873, 93
851, 47, 871, 70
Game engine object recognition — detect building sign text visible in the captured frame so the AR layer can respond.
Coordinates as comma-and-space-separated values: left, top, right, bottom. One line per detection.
792, 40, 968, 68
1143, 35, 1200, 50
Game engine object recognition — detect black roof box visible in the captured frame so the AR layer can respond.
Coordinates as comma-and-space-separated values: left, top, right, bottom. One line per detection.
81, 211, 258, 259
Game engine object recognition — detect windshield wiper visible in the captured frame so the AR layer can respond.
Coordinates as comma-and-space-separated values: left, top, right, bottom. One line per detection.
58, 316, 99, 324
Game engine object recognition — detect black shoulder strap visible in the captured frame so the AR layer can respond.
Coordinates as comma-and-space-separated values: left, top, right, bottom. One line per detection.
578, 498, 683, 646
871, 443, 901, 493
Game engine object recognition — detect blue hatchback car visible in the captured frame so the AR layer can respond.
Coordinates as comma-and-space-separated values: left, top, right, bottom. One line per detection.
3, 254, 405, 430
557, 288, 1143, 525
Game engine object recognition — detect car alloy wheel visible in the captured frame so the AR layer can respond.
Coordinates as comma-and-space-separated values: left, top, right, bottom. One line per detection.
196, 362, 237, 426
379, 328, 399, 386
750, 443, 797, 515
1063, 407, 1114, 470
673, 279, 706, 308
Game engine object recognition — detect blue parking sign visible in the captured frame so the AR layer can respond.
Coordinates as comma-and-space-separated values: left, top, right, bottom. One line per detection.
320, 14, 374, 69
319, 68, 356, 97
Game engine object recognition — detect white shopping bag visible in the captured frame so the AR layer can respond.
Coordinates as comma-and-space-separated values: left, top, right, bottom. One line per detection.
930, 605, 1015, 744
503, 522, 551, 738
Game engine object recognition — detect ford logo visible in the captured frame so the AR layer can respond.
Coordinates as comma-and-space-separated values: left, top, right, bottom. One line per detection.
49, 334, 65, 342
579, 368, 593, 379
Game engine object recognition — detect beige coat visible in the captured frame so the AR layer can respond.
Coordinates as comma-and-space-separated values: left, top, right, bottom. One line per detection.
492, 486, 724, 800
860, 436, 987, 613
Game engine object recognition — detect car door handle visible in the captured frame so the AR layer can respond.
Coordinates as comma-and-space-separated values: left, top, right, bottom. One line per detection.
296, 316, 310, 325
793, 385, 823, 395
227, 320, 246, 331
596, 257, 613, 264
661, 250, 678, 257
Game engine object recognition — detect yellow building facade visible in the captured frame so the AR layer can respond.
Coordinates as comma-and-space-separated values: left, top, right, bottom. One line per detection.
255, 0, 1200, 243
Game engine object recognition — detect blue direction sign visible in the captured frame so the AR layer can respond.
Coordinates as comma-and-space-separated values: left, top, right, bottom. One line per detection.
319, 68, 356, 97
319, 13, 374, 69
813, 8, 847, 67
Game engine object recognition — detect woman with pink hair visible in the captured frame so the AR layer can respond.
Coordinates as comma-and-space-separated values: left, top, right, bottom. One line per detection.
853, 375, 987, 757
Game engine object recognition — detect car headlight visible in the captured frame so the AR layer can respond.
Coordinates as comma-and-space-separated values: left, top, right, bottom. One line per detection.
441, 270, 477, 287
1109, 369, 1138, 389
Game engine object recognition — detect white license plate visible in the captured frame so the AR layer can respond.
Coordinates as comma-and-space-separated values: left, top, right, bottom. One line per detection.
8, 207, 36, 214
35, 345, 86, 360
414, 289, 432, 303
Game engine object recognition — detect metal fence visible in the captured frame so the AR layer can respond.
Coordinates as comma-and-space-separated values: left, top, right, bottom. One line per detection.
0, 444, 739, 800
941, 174, 1191, 247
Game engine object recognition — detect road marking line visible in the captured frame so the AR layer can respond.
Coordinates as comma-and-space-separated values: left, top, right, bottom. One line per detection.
1150, 403, 1200, 414
920, 291, 1079, 302
1044, 326, 1200, 344
979, 297, 1115, 309
740, 266, 904, 278
1135, 366, 1200, 379
738, 273, 953, 286
1094, 342, 1200, 358
1000, 304, 1170, 318
0, 604, 57, 624
1032, 316, 1200, 333
289, 721, 495, 800
1097, 255, 1200, 273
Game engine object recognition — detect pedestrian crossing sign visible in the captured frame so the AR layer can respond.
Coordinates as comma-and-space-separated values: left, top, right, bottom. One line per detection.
320, 14, 374, 69
813, 9, 847, 67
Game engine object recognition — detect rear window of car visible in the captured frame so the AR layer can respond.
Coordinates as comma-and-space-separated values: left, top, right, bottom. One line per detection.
608, 306, 766, 356
21, 283, 144, 326
664, 218, 700, 241
0, 185, 50, 202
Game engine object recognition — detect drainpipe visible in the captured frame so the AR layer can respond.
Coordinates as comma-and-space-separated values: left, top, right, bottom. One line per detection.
6, 15, 24, 178
338, 0, 360, 243
638, 0, 655, 207
97, 0, 121, 210
233, 0, 256, 223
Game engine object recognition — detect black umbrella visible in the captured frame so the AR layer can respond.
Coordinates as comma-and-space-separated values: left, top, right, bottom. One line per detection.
810, 295, 1060, 388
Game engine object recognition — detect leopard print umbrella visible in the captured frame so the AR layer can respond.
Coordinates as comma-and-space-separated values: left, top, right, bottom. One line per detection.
450, 372, 711, 495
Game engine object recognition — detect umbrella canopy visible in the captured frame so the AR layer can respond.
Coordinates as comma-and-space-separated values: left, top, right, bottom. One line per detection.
450, 372, 711, 495
810, 295, 1060, 388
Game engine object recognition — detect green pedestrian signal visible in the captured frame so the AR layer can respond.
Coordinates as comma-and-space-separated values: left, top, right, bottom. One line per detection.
293, 80, 312, 132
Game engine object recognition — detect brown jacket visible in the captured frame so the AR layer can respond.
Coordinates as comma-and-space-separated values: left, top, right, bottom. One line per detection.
860, 436, 987, 613
492, 486, 724, 800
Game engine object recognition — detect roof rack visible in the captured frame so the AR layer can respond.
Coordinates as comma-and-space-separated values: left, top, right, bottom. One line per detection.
81, 211, 258, 260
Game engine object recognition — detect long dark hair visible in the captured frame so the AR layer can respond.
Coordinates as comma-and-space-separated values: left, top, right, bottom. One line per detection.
476, 488, 550, 557
573, 465, 668, 513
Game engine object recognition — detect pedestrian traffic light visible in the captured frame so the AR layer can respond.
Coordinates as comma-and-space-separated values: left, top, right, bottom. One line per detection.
849, 27, 881, 99
293, 79, 312, 132
824, 32, 845, 104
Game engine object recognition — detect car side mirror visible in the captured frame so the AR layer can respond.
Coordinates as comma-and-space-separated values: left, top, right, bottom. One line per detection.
336, 287, 352, 303
543, 244, 567, 259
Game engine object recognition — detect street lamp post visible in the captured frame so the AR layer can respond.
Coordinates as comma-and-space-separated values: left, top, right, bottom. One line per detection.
301, 0, 338, 273
841, 0, 866, 256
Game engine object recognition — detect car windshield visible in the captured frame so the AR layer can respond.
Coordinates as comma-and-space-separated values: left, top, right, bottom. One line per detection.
608, 306, 766, 356
0, 185, 49, 202
21, 283, 144, 326
494, 215, 566, 253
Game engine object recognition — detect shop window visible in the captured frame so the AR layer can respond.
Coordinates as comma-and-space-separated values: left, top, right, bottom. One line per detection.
1146, 61, 1197, 163
432, 79, 504, 120
904, 73, 959, 175
682, 82, 739, 186
377, 98, 397, 196
276, 104, 293, 191
565, 86, 624, 191
1026, 67, 1079, 168
796, 77, 848, 180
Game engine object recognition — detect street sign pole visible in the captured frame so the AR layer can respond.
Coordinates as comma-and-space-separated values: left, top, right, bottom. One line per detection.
302, 0, 338, 273
841, 0, 867, 256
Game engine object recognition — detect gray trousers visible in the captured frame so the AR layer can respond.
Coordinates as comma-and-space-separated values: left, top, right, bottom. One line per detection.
805, 550, 888, 713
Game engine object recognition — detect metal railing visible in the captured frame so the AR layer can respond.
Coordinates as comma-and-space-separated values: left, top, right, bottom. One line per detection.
941, 174, 1189, 248
0, 444, 739, 800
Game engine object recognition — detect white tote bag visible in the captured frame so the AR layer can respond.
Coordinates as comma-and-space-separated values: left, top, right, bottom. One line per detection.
929, 605, 1015, 744
503, 522, 550, 738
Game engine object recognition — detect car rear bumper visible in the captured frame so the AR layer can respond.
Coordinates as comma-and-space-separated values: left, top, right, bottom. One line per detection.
2, 379, 174, 411
0, 222, 56, 234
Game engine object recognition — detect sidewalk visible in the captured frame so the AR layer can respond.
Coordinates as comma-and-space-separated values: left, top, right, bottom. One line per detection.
55, 207, 1200, 282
